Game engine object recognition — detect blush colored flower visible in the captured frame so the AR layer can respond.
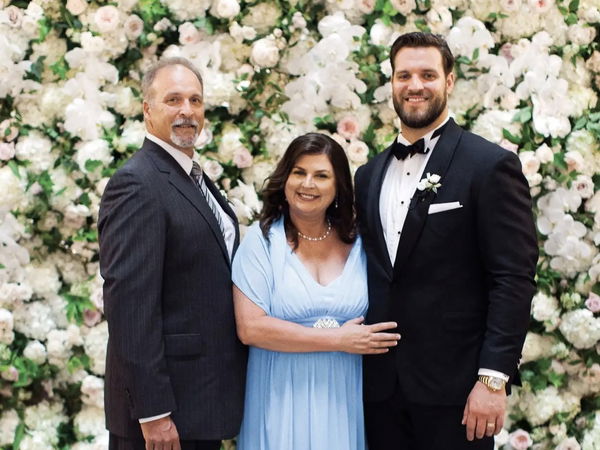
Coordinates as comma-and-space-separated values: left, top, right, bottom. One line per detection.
585, 293, 600, 313
0, 143, 15, 161
66, 0, 87, 16
94, 5, 120, 33
508, 429, 533, 450
337, 115, 361, 140
233, 147, 253, 169
124, 14, 143, 40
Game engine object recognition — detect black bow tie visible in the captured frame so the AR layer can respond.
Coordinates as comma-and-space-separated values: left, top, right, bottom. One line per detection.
391, 123, 448, 160
392, 138, 426, 160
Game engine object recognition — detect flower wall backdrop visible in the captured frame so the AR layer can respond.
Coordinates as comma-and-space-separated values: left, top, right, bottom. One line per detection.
0, 0, 599, 448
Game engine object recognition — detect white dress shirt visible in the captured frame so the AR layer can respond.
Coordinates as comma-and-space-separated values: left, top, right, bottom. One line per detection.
378, 117, 508, 383
139, 134, 236, 424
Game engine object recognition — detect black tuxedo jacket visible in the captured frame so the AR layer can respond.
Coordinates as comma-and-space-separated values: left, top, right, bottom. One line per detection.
355, 119, 538, 405
98, 139, 247, 440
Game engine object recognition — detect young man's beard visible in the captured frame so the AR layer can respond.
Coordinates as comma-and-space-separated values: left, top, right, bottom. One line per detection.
393, 89, 447, 129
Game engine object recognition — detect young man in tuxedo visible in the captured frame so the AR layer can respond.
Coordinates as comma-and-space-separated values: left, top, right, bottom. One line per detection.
99, 58, 247, 450
355, 33, 538, 450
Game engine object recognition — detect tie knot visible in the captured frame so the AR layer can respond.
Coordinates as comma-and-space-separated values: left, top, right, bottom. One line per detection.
392, 138, 426, 160
191, 161, 203, 178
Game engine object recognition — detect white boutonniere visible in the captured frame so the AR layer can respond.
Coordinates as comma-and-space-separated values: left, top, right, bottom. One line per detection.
417, 173, 442, 194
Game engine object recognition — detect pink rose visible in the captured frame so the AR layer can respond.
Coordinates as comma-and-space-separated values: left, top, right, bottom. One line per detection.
528, 0, 554, 13
66, 0, 87, 16
1, 366, 18, 382
357, 0, 376, 14
94, 5, 120, 33
337, 115, 361, 141
0, 119, 19, 142
585, 293, 600, 313
508, 429, 533, 450
233, 147, 253, 169
0, 142, 15, 161
4, 5, 23, 27
178, 22, 201, 45
83, 308, 102, 327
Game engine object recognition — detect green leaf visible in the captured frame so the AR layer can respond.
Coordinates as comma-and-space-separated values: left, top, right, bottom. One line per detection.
26, 56, 46, 83
569, 0, 580, 12
84, 160, 103, 172
38, 171, 54, 196
414, 18, 431, 33
0, 264, 5, 269
565, 12, 578, 25
455, 55, 471, 65
194, 17, 215, 35
502, 128, 521, 145
574, 116, 588, 130
8, 160, 20, 179
513, 107, 532, 124
553, 152, 567, 170
13, 422, 25, 449
472, 47, 480, 61
50, 58, 69, 80
79, 193, 91, 207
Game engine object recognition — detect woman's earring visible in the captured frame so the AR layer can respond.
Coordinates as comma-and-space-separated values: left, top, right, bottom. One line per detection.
334, 196, 339, 209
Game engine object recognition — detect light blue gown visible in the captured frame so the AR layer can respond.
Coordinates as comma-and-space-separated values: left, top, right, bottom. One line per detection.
232, 218, 368, 450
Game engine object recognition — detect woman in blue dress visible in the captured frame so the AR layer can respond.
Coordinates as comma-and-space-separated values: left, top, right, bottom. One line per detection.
232, 133, 400, 449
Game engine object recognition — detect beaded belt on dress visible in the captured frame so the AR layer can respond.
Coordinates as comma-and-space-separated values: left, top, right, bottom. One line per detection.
293, 316, 342, 328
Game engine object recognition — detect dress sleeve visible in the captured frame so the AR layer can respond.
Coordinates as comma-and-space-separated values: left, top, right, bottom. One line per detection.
232, 223, 274, 314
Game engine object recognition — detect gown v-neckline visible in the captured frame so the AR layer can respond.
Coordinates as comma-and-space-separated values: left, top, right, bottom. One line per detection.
288, 238, 360, 288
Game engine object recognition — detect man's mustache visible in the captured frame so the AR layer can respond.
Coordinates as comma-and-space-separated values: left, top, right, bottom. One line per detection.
172, 118, 199, 130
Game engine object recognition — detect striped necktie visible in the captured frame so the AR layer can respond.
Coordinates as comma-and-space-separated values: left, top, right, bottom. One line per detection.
191, 161, 226, 240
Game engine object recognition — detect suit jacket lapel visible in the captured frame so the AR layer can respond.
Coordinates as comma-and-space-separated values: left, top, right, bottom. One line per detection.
143, 140, 232, 265
392, 119, 463, 277
368, 148, 395, 281
202, 173, 240, 257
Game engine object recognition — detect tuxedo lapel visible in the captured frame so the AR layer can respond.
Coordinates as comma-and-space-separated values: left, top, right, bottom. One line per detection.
368, 148, 395, 281
392, 119, 463, 277
143, 140, 232, 265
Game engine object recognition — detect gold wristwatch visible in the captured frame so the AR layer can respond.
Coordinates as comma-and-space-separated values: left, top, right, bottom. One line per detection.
478, 375, 506, 392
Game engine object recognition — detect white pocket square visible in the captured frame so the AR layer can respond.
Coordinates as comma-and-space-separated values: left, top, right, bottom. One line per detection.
428, 201, 463, 215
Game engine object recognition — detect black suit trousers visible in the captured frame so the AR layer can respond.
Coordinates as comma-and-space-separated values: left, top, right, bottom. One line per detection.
109, 434, 220, 450
364, 382, 493, 450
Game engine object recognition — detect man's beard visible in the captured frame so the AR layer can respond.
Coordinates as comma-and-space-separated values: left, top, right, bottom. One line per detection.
170, 118, 200, 148
393, 89, 447, 129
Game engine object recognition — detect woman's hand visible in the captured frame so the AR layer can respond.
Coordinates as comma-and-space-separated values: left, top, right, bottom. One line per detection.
337, 317, 400, 354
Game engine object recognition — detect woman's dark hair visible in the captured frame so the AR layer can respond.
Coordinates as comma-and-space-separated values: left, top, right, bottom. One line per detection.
259, 133, 357, 249
390, 32, 455, 76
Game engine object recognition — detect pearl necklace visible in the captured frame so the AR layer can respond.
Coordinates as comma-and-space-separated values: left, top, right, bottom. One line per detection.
297, 220, 332, 241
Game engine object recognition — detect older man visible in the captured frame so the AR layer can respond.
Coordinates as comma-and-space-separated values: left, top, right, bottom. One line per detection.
99, 57, 247, 450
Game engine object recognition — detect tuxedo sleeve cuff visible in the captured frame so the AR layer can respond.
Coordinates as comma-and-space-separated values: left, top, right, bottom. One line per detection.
139, 412, 171, 423
478, 368, 510, 382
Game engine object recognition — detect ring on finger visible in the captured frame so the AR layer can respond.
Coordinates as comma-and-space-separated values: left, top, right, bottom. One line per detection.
486, 423, 495, 428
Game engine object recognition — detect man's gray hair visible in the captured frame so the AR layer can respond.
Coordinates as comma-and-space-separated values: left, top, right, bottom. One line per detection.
141, 57, 204, 101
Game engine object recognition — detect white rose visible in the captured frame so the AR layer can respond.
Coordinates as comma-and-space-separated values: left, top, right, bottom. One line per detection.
568, 23, 597, 45
564, 151, 585, 172
210, 0, 240, 19
203, 160, 224, 181
369, 21, 393, 46
572, 175, 594, 199
0, 309, 14, 345
346, 140, 369, 165
559, 309, 600, 349
0, 410, 19, 446
519, 151, 541, 176
535, 143, 554, 163
178, 22, 200, 46
124, 14, 143, 40
250, 38, 280, 68
94, 5, 120, 33
23, 340, 47, 365
66, 0, 87, 16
